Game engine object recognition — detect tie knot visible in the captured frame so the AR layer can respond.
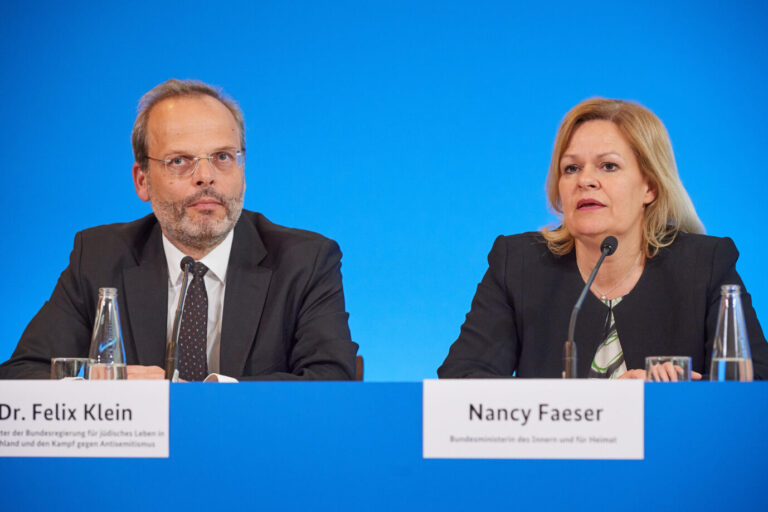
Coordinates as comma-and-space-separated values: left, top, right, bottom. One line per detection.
192, 261, 209, 277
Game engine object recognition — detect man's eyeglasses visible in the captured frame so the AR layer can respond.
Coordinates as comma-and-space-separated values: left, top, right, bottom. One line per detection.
147, 149, 244, 178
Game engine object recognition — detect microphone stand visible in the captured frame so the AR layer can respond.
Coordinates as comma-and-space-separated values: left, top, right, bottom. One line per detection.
164, 257, 194, 381
562, 237, 617, 378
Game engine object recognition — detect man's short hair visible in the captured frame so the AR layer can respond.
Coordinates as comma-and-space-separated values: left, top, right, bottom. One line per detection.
132, 79, 246, 169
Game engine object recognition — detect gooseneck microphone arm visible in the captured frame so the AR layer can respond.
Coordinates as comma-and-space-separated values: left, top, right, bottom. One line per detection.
164, 256, 195, 381
562, 236, 618, 379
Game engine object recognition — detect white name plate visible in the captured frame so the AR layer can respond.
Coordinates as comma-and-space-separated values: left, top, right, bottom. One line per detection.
0, 380, 169, 458
423, 379, 643, 459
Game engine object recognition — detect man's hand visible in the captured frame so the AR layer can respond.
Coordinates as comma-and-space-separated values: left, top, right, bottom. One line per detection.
127, 365, 165, 380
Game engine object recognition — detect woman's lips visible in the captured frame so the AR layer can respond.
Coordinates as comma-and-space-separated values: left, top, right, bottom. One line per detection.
576, 199, 605, 210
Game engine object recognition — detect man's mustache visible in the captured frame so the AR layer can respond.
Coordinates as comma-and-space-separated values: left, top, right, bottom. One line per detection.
182, 189, 229, 209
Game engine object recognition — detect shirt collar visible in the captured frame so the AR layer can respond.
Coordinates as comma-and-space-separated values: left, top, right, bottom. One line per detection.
162, 230, 234, 285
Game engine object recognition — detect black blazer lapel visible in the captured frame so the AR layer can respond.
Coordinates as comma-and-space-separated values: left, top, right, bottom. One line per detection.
219, 218, 272, 377
614, 254, 675, 370
122, 223, 169, 366
577, 294, 611, 376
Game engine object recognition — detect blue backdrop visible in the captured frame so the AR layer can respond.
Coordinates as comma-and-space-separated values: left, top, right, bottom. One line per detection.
1, 1, 766, 380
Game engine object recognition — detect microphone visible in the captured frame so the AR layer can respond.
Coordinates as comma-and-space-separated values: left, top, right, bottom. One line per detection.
164, 256, 195, 381
562, 236, 618, 378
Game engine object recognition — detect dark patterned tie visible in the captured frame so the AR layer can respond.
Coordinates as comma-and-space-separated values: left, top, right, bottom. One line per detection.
178, 261, 209, 381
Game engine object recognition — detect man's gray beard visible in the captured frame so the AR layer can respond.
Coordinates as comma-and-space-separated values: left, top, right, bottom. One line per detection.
150, 187, 244, 252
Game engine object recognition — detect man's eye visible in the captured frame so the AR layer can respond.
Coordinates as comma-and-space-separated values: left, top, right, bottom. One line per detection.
215, 152, 233, 162
168, 156, 188, 167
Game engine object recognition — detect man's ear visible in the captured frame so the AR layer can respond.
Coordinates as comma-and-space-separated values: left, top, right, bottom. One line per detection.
133, 162, 150, 202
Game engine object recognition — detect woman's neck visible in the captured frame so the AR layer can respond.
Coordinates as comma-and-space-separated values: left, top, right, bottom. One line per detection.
574, 235, 646, 301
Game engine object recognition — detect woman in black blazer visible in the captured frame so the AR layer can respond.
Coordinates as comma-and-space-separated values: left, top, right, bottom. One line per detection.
439, 98, 767, 379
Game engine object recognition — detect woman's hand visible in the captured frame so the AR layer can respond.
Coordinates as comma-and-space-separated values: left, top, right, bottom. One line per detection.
618, 369, 646, 380
619, 364, 702, 381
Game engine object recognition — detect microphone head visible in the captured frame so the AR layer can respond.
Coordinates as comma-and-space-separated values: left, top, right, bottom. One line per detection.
180, 256, 195, 271
601, 236, 618, 256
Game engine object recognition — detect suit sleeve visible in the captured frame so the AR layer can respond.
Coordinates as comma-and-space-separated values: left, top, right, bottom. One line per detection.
438, 236, 519, 378
706, 237, 768, 380
240, 239, 358, 381
0, 233, 93, 379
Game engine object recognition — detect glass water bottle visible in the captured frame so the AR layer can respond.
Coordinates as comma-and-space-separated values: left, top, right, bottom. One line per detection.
710, 284, 753, 382
87, 287, 128, 380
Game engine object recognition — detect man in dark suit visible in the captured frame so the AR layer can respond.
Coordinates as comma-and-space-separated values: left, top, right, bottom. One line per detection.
0, 79, 358, 381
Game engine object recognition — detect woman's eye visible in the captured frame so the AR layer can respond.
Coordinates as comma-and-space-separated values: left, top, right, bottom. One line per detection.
602, 162, 619, 171
563, 165, 579, 174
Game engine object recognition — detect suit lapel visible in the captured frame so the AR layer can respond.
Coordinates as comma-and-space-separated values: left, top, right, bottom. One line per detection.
123, 222, 169, 366
577, 293, 610, 376
614, 254, 668, 370
219, 218, 272, 377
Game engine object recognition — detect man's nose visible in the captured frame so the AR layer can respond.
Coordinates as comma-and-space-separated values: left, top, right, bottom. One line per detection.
194, 157, 215, 185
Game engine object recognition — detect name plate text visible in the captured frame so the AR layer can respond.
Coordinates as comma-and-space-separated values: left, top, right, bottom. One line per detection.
423, 379, 643, 459
0, 380, 169, 458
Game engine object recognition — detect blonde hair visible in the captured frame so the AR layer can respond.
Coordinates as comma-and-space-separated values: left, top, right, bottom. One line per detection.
132, 79, 246, 169
541, 98, 704, 257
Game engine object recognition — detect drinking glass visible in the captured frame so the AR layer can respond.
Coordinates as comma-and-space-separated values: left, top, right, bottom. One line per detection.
645, 356, 691, 382
86, 361, 128, 380
51, 357, 90, 379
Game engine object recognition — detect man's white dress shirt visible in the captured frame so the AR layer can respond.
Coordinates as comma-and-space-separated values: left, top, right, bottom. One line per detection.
162, 231, 236, 382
